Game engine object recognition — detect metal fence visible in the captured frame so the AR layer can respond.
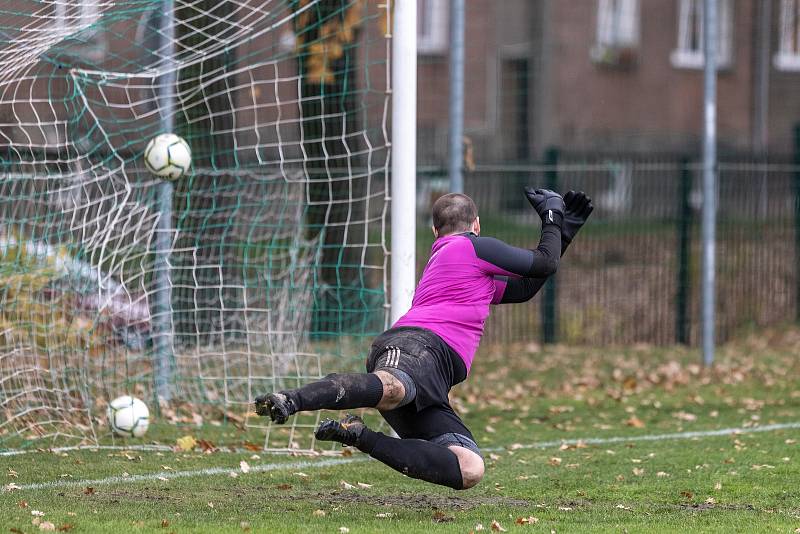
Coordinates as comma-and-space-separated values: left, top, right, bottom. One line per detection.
417, 155, 800, 347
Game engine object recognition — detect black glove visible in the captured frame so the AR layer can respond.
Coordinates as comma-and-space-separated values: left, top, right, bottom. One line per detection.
524, 187, 565, 226
562, 190, 593, 245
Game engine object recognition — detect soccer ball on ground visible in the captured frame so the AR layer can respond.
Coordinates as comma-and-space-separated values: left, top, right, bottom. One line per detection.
107, 395, 150, 437
144, 133, 192, 180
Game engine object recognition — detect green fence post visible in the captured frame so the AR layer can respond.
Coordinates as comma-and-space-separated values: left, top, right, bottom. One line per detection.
542, 147, 559, 344
794, 125, 800, 323
676, 157, 692, 344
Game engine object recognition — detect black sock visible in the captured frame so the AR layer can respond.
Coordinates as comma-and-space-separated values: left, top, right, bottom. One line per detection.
356, 429, 464, 490
287, 373, 384, 411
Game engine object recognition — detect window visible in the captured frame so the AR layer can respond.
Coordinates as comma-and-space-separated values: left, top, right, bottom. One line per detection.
775, 0, 800, 71
670, 0, 733, 69
54, 1, 101, 36
417, 0, 448, 55
591, 0, 640, 65
52, 1, 105, 60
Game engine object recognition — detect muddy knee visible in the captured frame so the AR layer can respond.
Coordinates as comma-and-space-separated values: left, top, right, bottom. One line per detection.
373, 369, 416, 410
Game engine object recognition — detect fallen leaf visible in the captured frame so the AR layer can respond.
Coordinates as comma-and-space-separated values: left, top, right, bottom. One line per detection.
17, 500, 28, 508
432, 510, 454, 523
313, 510, 326, 517
515, 516, 539, 525
490, 520, 507, 532
616, 504, 632, 511
276, 483, 292, 490
197, 439, 217, 453
681, 491, 694, 500
161, 519, 169, 528
176, 435, 197, 452
207, 502, 214, 509
474, 524, 485, 531
375, 512, 393, 518
7, 468, 19, 478
242, 441, 262, 452
558, 506, 573, 511
338, 528, 349, 534
56, 524, 75, 532
38, 522, 56, 532
10, 528, 25, 534
240, 521, 251, 532
31, 511, 45, 517
485, 425, 496, 433
714, 482, 722, 490
341, 449, 353, 457
357, 482, 372, 489
549, 457, 562, 466
157, 476, 168, 482
704, 497, 716, 505
656, 471, 670, 477
339, 480, 355, 490
632, 467, 645, 476
625, 416, 645, 428
239, 461, 251, 474
83, 487, 94, 495
5, 483, 20, 491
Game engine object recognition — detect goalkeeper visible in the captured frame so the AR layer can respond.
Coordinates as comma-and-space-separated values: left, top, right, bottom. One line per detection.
255, 188, 593, 490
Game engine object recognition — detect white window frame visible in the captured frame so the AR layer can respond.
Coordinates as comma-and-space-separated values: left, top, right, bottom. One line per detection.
775, 0, 800, 71
670, 0, 734, 69
591, 0, 640, 64
417, 0, 448, 55
52, 1, 105, 60
594, 0, 640, 49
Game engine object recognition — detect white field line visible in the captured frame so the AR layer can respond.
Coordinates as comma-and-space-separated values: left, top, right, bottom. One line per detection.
4, 421, 800, 493
5, 457, 365, 493
481, 421, 800, 452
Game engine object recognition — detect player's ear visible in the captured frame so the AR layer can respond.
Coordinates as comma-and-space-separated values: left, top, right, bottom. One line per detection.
431, 225, 438, 238
473, 217, 480, 235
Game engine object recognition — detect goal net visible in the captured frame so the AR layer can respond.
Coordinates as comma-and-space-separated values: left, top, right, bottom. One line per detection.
0, 0, 391, 450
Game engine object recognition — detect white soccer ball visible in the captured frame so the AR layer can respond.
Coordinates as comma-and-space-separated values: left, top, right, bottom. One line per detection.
144, 133, 191, 180
107, 395, 150, 438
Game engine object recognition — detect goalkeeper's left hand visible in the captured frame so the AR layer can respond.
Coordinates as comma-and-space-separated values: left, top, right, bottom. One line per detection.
561, 190, 593, 245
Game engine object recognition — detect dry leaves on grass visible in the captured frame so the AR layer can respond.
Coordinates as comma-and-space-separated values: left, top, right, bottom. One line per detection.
490, 520, 507, 531
515, 516, 539, 525
176, 435, 197, 452
548, 457, 562, 467
625, 415, 645, 428
313, 510, 326, 517
239, 461, 250, 474
432, 510, 454, 523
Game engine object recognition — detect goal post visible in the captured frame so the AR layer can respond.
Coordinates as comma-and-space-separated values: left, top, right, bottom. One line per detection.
390, 0, 417, 325
0, 0, 400, 451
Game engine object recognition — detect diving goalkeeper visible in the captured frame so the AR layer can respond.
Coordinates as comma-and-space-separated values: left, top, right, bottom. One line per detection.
255, 188, 593, 490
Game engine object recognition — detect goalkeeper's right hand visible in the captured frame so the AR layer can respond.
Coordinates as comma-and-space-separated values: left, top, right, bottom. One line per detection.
524, 187, 565, 226
561, 190, 594, 245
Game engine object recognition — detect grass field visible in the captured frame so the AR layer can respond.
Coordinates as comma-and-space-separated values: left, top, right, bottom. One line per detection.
2, 328, 800, 533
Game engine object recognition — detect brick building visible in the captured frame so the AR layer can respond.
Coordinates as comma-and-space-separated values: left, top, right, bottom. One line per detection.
417, 0, 800, 165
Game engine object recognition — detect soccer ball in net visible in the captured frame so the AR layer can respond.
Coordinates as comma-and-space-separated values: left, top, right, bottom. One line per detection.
107, 395, 150, 438
143, 133, 192, 180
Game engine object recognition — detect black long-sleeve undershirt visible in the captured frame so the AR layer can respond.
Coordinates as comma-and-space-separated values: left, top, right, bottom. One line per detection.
493, 233, 574, 305
466, 222, 562, 279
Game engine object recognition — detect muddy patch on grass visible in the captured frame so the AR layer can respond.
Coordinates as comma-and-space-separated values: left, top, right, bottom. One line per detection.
314, 491, 532, 510
81, 487, 180, 504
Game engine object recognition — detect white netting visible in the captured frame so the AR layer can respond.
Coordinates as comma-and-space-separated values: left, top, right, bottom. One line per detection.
0, 0, 391, 450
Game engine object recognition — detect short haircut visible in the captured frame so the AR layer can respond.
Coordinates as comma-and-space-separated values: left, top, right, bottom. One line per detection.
432, 193, 478, 236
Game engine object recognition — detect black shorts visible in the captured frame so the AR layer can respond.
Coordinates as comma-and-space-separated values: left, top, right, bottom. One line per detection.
365, 327, 479, 453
